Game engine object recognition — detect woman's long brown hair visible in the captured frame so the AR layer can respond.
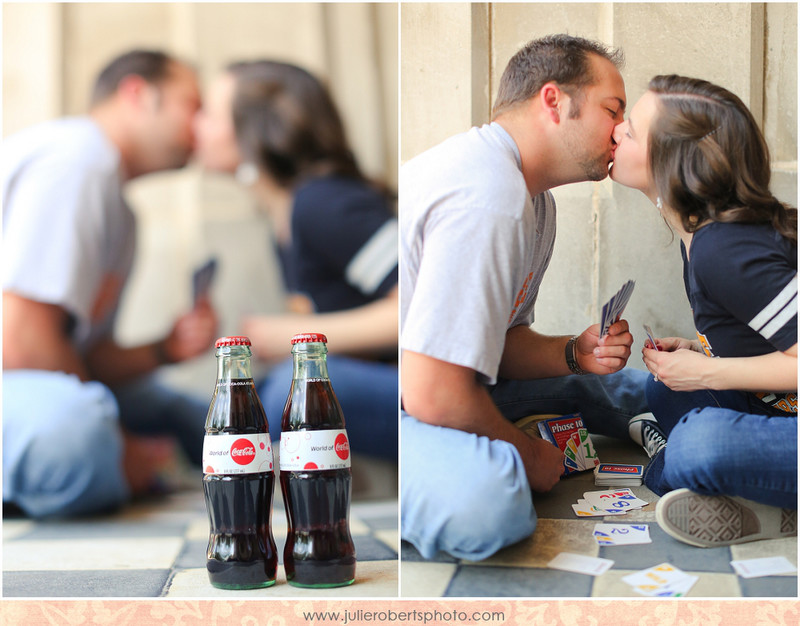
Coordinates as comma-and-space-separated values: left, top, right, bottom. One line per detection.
648, 74, 796, 243
227, 60, 365, 189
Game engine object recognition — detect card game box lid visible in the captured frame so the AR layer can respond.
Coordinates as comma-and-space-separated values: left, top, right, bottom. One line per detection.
594, 463, 644, 486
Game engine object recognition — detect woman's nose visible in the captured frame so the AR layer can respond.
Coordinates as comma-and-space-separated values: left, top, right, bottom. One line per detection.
612, 121, 625, 145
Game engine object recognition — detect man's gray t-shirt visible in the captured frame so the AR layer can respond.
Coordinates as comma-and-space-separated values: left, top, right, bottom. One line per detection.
2, 117, 135, 353
400, 122, 557, 385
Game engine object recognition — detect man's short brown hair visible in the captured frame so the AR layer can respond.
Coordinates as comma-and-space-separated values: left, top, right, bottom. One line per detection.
90, 49, 176, 106
492, 34, 624, 119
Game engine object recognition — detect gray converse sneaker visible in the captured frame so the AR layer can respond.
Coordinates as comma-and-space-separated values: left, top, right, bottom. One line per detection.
656, 488, 798, 548
628, 413, 667, 458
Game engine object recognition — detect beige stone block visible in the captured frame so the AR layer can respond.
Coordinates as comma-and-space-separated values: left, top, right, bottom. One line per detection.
764, 3, 798, 163
2, 4, 63, 135
401, 3, 476, 161
464, 519, 599, 568
2, 521, 34, 542
730, 537, 798, 574
376, 529, 399, 553
400, 561, 457, 597
4, 537, 184, 571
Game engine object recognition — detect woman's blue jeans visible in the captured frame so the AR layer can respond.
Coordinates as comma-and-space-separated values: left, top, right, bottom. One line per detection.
643, 376, 797, 509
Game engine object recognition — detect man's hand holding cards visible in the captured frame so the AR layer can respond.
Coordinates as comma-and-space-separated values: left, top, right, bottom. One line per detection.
192, 258, 217, 306
600, 280, 635, 338
571, 280, 636, 376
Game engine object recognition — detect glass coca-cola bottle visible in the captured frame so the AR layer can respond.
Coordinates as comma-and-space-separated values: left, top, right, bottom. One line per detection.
280, 333, 356, 588
202, 336, 278, 589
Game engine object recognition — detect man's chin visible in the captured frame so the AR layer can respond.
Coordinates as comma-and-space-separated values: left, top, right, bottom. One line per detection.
585, 165, 610, 182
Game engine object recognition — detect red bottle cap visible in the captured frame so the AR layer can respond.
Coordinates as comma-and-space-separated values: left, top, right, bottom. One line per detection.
215, 336, 252, 348
290, 333, 328, 345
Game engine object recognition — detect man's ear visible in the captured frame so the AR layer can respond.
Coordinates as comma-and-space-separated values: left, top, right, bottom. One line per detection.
116, 74, 158, 111
539, 83, 563, 124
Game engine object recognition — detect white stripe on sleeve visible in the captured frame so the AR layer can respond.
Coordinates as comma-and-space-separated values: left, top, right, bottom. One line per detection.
344, 219, 399, 295
759, 293, 798, 340
748, 274, 797, 336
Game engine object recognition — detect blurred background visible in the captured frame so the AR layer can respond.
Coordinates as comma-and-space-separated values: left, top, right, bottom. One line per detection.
3, 2, 398, 391
402, 2, 797, 368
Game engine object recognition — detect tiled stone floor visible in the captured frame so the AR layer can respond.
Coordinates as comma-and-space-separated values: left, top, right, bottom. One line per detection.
3, 461, 398, 598
400, 434, 798, 598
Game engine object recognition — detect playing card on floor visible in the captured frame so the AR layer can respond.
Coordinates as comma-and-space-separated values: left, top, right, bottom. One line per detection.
547, 552, 614, 576
572, 499, 628, 517
593, 523, 652, 546
730, 557, 797, 578
583, 488, 648, 513
622, 563, 698, 597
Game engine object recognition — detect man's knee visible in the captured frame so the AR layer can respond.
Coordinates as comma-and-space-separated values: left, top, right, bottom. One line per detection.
6, 376, 128, 518
442, 454, 536, 557
403, 433, 536, 560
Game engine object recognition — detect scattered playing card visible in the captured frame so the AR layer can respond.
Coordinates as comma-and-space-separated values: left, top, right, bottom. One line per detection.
593, 523, 652, 546
547, 552, 614, 576
622, 563, 697, 597
601, 280, 636, 337
583, 489, 648, 513
642, 324, 660, 350
594, 463, 644, 487
572, 499, 628, 517
643, 576, 699, 597
731, 557, 797, 578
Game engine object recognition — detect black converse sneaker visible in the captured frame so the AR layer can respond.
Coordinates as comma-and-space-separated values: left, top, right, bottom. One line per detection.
656, 488, 798, 548
628, 413, 667, 458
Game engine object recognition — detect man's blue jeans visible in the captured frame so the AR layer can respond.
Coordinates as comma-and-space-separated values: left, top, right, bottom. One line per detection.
3, 369, 208, 519
401, 369, 649, 560
259, 355, 398, 461
643, 376, 797, 509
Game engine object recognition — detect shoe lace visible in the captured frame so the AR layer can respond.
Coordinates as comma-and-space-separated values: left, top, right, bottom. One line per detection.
641, 422, 667, 454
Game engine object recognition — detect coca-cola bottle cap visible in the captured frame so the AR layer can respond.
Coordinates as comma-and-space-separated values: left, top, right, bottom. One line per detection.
290, 333, 328, 345
215, 336, 252, 348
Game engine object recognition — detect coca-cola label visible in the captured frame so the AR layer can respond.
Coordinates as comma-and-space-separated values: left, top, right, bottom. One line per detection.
203, 433, 273, 475
280, 429, 351, 471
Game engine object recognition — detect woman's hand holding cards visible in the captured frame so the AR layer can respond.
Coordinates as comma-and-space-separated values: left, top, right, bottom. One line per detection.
642, 343, 712, 391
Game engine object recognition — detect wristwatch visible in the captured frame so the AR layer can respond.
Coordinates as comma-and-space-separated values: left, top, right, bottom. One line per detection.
565, 336, 588, 375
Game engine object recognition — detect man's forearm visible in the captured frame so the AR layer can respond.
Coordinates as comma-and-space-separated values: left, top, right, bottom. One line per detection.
498, 325, 571, 380
86, 339, 165, 386
402, 349, 561, 489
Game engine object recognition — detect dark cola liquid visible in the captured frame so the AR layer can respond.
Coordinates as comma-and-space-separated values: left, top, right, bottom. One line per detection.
204, 379, 278, 589
281, 379, 356, 588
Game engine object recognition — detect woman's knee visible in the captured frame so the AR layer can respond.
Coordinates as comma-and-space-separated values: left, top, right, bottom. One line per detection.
662, 408, 732, 488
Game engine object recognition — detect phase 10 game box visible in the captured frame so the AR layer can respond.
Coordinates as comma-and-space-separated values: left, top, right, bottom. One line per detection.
537, 413, 599, 476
